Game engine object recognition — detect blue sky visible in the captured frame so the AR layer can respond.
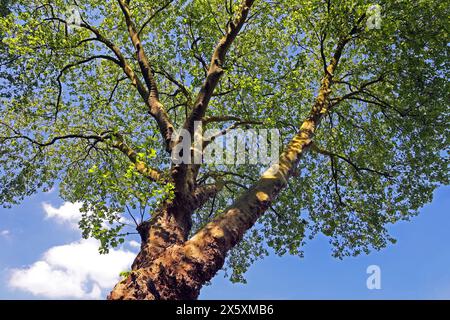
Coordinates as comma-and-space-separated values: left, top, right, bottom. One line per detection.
0, 185, 449, 299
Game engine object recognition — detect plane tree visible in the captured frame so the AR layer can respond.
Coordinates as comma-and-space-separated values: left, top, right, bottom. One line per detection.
0, 0, 448, 299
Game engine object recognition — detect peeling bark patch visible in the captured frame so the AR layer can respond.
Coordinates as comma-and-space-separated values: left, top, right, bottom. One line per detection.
256, 191, 269, 202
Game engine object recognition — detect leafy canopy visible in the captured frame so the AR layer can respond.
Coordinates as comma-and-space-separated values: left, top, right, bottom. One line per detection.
0, 0, 448, 282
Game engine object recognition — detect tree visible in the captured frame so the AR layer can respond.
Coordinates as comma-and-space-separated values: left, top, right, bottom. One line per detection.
0, 0, 448, 300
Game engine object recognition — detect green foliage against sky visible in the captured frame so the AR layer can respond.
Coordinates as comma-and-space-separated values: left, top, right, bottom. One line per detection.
0, 0, 448, 282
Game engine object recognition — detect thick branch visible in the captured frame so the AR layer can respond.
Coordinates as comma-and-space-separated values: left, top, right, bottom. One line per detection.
183, 0, 255, 135
168, 0, 255, 200
193, 183, 224, 210
117, 0, 158, 97
117, 0, 175, 152
46, 12, 174, 151
110, 134, 164, 182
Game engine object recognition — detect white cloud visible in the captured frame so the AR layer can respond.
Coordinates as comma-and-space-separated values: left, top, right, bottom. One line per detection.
9, 238, 135, 299
8, 201, 140, 299
42, 201, 134, 229
42, 202, 83, 229
1, 229, 10, 237
128, 240, 141, 249
1, 229, 11, 241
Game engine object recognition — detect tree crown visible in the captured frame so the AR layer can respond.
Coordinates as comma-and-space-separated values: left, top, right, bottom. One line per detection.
0, 0, 448, 282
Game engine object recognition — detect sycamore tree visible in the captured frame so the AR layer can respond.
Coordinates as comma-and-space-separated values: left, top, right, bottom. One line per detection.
0, 0, 448, 299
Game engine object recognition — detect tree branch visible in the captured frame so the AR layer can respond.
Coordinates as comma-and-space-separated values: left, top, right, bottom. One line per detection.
44, 16, 149, 101
154, 68, 191, 105
116, 0, 175, 152
54, 55, 121, 119
117, 0, 158, 97
183, 0, 255, 136
203, 115, 243, 125
310, 142, 393, 178
202, 120, 262, 149
0, 122, 164, 183
137, 0, 174, 37
193, 183, 224, 211
109, 133, 165, 182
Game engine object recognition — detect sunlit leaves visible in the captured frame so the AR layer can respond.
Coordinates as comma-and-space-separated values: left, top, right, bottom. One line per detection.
0, 0, 448, 280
